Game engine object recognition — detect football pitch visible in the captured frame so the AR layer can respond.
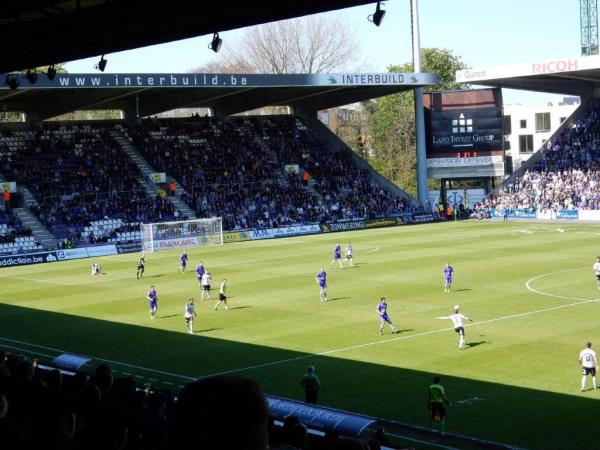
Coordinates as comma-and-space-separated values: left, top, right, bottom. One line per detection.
2, 220, 600, 449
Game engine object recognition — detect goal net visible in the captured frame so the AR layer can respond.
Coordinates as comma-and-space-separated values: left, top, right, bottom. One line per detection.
140, 217, 223, 252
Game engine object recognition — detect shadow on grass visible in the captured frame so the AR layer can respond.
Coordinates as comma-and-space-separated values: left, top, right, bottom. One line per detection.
464, 341, 489, 349
329, 297, 351, 302
0, 303, 593, 450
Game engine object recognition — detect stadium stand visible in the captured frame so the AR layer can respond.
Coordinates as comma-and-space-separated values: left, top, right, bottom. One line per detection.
490, 100, 600, 211
0, 123, 176, 249
0, 116, 413, 251
0, 211, 39, 255
123, 116, 410, 230
0, 351, 393, 450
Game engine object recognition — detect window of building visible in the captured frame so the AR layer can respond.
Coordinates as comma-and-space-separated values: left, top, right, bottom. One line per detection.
503, 115, 512, 134
535, 112, 551, 132
560, 116, 567, 123
519, 134, 534, 153
520, 119, 527, 129
504, 139, 511, 150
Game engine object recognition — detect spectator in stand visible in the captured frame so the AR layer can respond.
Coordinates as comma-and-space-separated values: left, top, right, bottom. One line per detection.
3, 189, 10, 213
170, 375, 269, 450
490, 100, 600, 213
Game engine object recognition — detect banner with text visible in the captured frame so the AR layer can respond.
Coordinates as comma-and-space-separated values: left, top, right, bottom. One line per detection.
154, 237, 199, 250
0, 251, 57, 268
223, 231, 252, 243
116, 241, 143, 254
1, 72, 437, 90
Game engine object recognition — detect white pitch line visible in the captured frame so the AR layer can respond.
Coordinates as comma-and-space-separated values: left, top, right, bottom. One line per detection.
3, 269, 596, 382
387, 432, 459, 450
362, 245, 380, 254
205, 296, 600, 377
0, 274, 73, 286
525, 268, 592, 301
0, 336, 196, 381
0, 343, 57, 359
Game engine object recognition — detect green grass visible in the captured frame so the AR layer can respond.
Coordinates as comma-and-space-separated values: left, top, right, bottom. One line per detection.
2, 220, 600, 449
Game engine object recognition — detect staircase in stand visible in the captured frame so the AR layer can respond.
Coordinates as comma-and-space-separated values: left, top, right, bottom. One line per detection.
13, 185, 58, 250
109, 128, 197, 220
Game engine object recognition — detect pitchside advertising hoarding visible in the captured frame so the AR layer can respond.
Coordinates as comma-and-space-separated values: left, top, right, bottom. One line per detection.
425, 88, 505, 179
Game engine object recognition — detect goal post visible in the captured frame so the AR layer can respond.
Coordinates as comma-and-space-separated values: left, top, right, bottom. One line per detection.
140, 217, 223, 252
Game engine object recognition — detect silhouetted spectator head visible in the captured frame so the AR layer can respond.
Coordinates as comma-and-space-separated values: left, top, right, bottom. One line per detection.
146, 390, 167, 414
93, 364, 113, 397
0, 393, 7, 418
13, 359, 34, 383
171, 375, 269, 450
287, 422, 308, 448
46, 369, 62, 391
331, 436, 371, 450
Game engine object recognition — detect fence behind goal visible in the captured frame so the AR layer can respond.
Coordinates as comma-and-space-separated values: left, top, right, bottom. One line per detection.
140, 218, 223, 252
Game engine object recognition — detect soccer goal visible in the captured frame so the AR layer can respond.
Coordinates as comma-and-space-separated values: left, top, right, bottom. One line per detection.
140, 217, 223, 252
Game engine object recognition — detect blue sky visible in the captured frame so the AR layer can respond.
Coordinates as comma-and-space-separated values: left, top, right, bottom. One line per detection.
65, 0, 581, 105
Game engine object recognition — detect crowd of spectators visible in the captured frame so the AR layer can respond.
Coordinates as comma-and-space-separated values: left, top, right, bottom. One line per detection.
0, 124, 176, 245
0, 351, 389, 450
256, 117, 410, 221
491, 101, 600, 212
0, 211, 32, 244
127, 116, 410, 230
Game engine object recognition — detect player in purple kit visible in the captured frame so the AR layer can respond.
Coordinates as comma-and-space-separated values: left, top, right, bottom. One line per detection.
196, 262, 205, 287
377, 297, 399, 335
178, 251, 188, 272
147, 285, 158, 320
316, 268, 327, 302
329, 243, 344, 269
444, 263, 454, 293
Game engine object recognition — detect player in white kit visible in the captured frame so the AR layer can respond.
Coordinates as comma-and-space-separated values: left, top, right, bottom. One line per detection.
593, 257, 600, 290
579, 341, 598, 391
437, 305, 473, 349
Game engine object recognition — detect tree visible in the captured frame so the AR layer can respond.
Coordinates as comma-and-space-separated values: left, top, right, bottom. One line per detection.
364, 48, 468, 196
190, 15, 361, 74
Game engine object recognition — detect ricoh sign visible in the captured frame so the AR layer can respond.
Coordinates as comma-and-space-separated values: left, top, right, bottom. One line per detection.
531, 58, 578, 74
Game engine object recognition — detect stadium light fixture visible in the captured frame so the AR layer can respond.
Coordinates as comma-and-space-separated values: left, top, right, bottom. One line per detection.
47, 65, 57, 81
95, 55, 108, 72
26, 69, 38, 84
5, 74, 19, 90
208, 32, 222, 53
368, 1, 386, 26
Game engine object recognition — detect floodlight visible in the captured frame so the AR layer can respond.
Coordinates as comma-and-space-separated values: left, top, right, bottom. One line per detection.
208, 33, 222, 53
368, 1, 386, 26
47, 65, 57, 81
26, 69, 38, 84
95, 55, 107, 72
5, 74, 19, 90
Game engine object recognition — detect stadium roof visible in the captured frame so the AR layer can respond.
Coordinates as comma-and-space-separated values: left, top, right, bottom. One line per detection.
0, 0, 377, 74
0, 72, 437, 120
455, 55, 600, 97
